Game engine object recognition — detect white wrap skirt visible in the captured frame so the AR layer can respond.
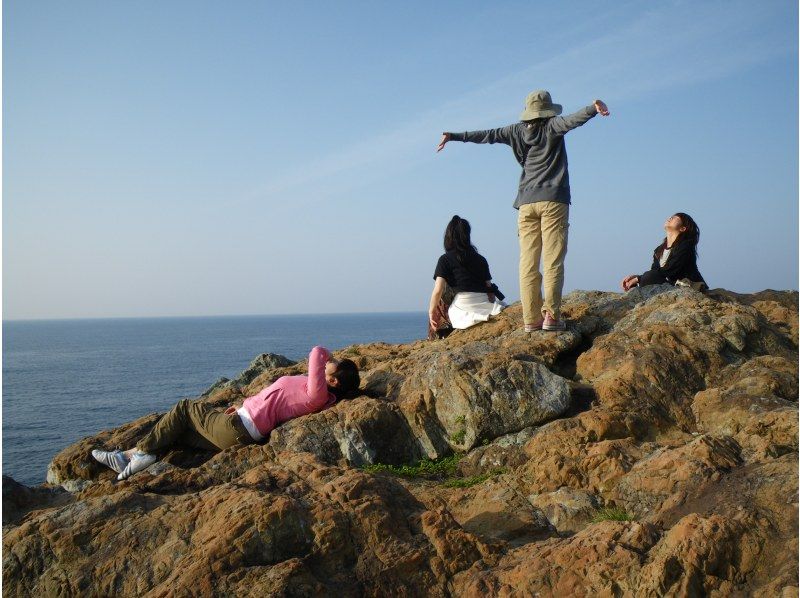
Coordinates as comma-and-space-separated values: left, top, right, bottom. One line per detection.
447, 292, 504, 330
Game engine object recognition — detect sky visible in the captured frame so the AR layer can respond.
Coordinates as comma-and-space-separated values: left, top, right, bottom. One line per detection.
3, 0, 798, 319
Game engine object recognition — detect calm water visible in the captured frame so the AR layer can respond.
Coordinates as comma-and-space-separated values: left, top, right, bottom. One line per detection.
3, 312, 425, 486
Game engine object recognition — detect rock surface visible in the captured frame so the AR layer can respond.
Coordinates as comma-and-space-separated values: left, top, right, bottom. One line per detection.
3, 286, 798, 596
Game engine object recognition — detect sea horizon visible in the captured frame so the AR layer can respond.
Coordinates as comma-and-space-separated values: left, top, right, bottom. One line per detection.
3, 309, 426, 324
3, 311, 428, 486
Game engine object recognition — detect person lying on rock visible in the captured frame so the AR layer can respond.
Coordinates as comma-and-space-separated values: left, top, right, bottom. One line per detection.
92, 346, 359, 480
429, 215, 506, 335
621, 212, 707, 291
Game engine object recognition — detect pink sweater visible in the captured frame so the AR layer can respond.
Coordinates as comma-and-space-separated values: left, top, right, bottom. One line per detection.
241, 346, 336, 438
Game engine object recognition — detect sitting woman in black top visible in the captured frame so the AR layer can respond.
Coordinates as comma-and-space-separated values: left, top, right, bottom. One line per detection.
429, 215, 504, 332
621, 212, 706, 291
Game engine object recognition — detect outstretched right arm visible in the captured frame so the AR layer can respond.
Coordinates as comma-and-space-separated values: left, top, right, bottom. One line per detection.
437, 125, 517, 152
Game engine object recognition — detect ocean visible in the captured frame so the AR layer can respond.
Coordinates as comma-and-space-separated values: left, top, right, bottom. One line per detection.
2, 312, 425, 486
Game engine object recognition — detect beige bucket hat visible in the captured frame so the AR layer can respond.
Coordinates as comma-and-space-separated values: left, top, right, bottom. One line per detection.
520, 90, 562, 120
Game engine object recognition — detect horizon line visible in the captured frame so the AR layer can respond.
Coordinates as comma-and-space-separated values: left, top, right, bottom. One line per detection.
2, 308, 430, 324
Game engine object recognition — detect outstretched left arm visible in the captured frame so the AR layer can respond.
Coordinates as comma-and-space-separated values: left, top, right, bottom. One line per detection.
548, 100, 610, 135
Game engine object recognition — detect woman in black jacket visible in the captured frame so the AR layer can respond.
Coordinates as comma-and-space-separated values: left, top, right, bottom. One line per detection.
621, 213, 706, 291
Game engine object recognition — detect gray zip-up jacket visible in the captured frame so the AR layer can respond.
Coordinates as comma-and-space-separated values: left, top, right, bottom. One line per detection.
447, 105, 597, 208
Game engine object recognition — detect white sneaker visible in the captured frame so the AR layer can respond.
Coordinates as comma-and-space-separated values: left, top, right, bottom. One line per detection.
117, 451, 157, 481
91, 449, 129, 474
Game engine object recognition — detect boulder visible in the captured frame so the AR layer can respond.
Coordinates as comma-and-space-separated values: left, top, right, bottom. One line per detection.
693, 355, 798, 460
5, 288, 797, 596
444, 475, 555, 545
392, 345, 572, 458
451, 520, 662, 597
612, 434, 743, 518
2, 476, 73, 528
269, 396, 422, 466
528, 487, 601, 535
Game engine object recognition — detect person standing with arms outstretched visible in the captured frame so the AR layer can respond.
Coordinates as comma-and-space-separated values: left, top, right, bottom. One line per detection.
437, 91, 610, 331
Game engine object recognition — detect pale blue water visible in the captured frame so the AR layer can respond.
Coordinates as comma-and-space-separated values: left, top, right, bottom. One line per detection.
3, 313, 425, 486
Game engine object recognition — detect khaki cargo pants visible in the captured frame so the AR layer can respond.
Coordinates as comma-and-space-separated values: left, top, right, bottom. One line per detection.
137, 398, 254, 454
518, 201, 569, 324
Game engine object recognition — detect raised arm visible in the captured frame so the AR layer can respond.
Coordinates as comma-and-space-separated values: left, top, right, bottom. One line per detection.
437, 125, 518, 151
306, 345, 332, 409
548, 100, 609, 135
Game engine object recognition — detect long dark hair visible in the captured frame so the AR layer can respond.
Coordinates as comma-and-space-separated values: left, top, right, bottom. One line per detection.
329, 359, 360, 400
657, 212, 700, 259
444, 215, 477, 263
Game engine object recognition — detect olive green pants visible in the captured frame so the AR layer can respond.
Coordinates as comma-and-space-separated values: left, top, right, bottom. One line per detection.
518, 201, 569, 324
137, 399, 253, 454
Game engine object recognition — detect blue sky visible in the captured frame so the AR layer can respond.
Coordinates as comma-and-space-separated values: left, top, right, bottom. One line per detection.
4, 0, 797, 319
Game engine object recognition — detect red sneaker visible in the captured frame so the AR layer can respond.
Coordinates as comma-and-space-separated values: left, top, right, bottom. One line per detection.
524, 319, 544, 332
543, 312, 566, 331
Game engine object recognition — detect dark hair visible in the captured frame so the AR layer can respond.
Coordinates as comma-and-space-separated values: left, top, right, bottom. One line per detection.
524, 117, 550, 128
444, 215, 477, 263
657, 212, 700, 259
329, 359, 360, 400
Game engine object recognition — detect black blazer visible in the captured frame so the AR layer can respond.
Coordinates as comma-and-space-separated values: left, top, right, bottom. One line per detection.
639, 241, 705, 287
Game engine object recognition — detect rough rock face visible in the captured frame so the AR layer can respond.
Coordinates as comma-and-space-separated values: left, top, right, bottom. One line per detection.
389, 345, 571, 458
2, 477, 73, 528
4, 286, 798, 597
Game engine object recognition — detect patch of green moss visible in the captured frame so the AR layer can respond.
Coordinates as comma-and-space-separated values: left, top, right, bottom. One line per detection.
450, 415, 467, 444
450, 429, 466, 444
362, 454, 462, 480
363, 457, 508, 490
591, 507, 633, 522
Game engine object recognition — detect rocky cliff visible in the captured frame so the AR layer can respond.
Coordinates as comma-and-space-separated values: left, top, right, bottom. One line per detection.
3, 286, 798, 597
